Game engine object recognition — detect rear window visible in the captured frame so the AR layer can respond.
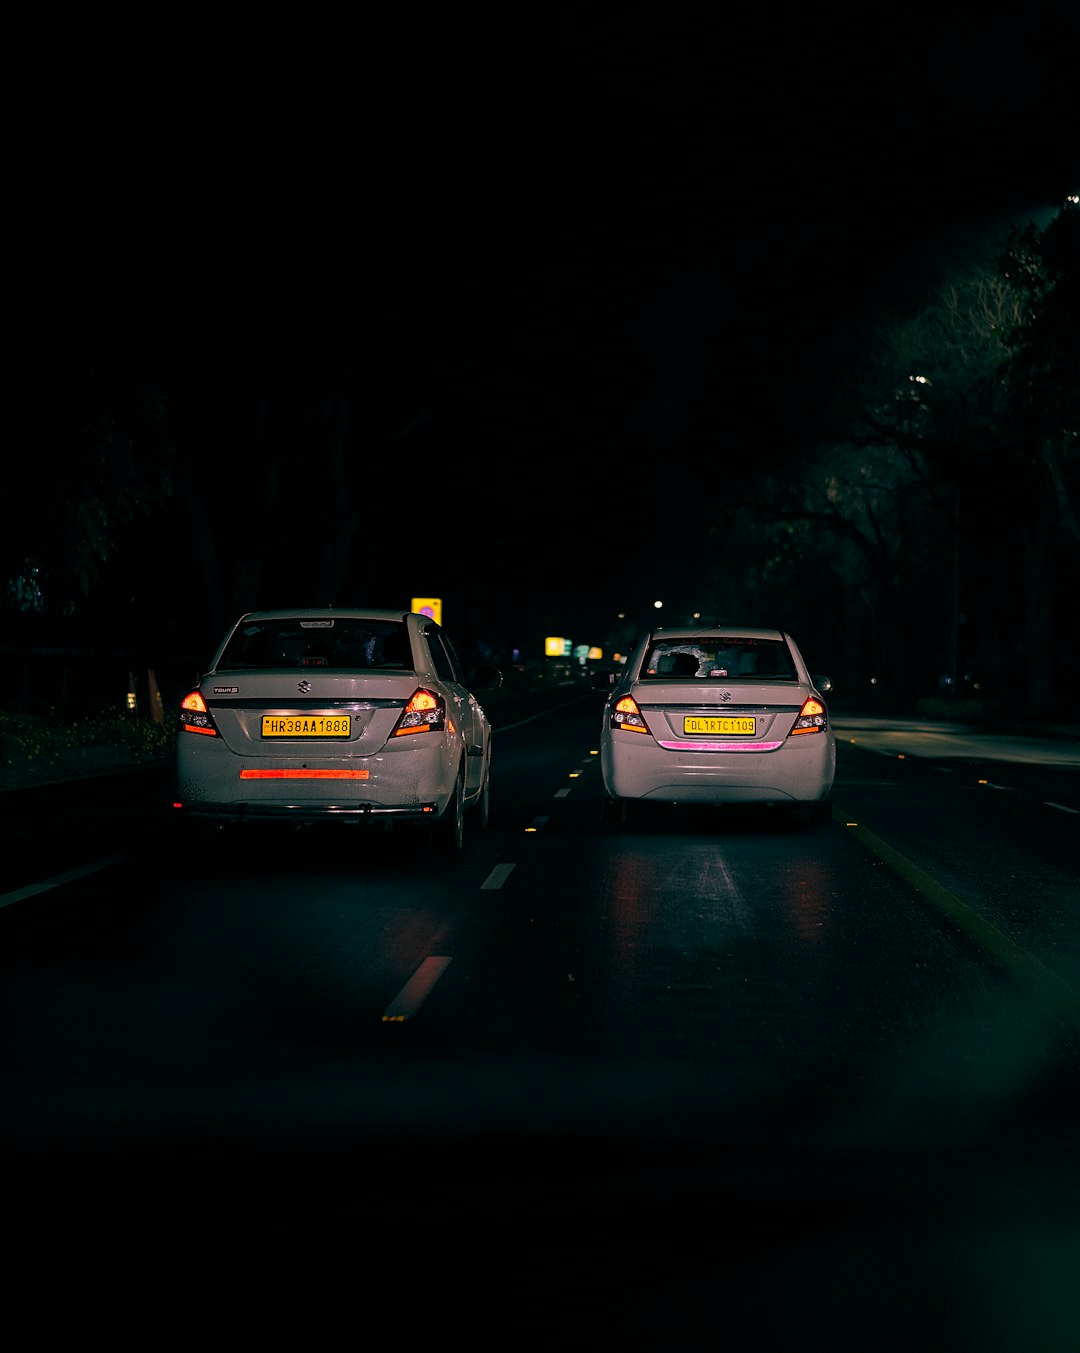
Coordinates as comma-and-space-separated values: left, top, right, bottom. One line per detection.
217, 619, 412, 671
641, 639, 795, 680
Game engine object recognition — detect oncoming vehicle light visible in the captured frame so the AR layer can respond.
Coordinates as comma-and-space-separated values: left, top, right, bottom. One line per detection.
179, 689, 219, 737
392, 687, 447, 736
610, 694, 650, 734
790, 696, 828, 735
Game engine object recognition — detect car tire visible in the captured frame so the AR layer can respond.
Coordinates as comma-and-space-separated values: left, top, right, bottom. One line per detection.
473, 749, 491, 830
432, 765, 465, 855
791, 799, 832, 829
811, 798, 833, 827
174, 816, 231, 873
600, 795, 628, 827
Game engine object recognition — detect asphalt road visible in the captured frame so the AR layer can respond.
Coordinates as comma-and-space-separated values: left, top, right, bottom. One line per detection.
3, 696, 1078, 1350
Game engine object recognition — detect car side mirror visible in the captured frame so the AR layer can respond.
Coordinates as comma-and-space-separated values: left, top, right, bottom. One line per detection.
813, 675, 833, 694
470, 664, 503, 692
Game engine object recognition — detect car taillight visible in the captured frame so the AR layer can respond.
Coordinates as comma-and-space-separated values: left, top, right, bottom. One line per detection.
789, 696, 828, 735
178, 689, 219, 737
392, 687, 447, 736
610, 694, 651, 734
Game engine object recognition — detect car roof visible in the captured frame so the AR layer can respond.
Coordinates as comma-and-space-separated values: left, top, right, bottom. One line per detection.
650, 626, 786, 641
234, 608, 417, 624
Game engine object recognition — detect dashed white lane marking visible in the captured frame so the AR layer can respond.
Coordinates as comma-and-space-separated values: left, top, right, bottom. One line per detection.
382, 956, 453, 1022
0, 855, 129, 908
481, 863, 516, 889
1044, 801, 1079, 814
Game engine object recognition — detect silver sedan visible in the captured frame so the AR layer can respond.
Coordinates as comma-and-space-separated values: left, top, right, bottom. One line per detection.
594, 625, 836, 827
173, 607, 501, 852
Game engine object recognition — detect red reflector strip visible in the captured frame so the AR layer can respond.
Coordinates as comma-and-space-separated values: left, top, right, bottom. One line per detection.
239, 769, 370, 780
182, 723, 218, 736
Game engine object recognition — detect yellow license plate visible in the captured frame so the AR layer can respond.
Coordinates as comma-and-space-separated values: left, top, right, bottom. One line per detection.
684, 716, 756, 736
261, 715, 352, 737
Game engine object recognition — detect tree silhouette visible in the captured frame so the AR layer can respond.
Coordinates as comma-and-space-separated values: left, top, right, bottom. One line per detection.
7, 321, 175, 615
721, 198, 1078, 711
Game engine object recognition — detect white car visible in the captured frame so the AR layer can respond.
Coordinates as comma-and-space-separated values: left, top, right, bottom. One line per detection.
173, 607, 501, 852
594, 625, 836, 827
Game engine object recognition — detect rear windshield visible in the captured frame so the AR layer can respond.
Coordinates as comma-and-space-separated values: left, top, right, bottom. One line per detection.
641, 638, 795, 680
216, 619, 412, 671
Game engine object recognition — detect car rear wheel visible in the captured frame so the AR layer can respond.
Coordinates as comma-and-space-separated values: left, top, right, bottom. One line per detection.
473, 749, 491, 830
432, 765, 465, 854
600, 795, 628, 827
173, 816, 236, 873
791, 799, 833, 828
812, 798, 833, 826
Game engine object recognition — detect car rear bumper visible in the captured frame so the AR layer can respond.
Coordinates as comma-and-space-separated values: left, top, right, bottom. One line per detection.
601, 733, 835, 804
174, 800, 440, 827
175, 735, 458, 816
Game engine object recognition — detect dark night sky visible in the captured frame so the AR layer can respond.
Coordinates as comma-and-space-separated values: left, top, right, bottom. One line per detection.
14, 7, 1080, 649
